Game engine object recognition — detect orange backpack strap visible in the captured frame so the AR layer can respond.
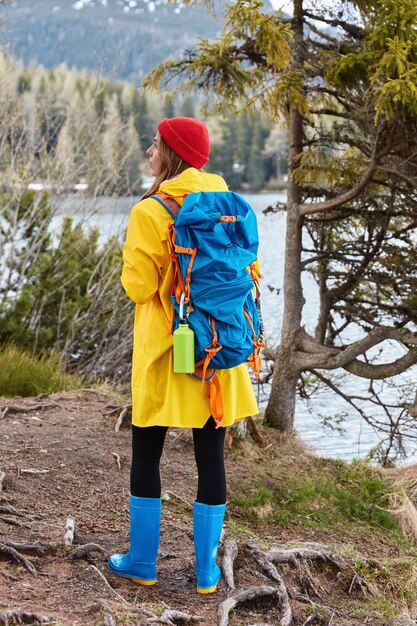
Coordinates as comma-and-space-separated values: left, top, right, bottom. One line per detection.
155, 193, 183, 333
154, 192, 181, 219
208, 375, 224, 428
194, 366, 224, 428
243, 308, 264, 379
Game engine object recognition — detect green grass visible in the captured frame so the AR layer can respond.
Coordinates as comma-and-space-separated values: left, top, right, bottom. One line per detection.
0, 345, 80, 397
276, 462, 398, 529
348, 596, 398, 621
234, 484, 276, 509
226, 432, 417, 622
231, 456, 408, 546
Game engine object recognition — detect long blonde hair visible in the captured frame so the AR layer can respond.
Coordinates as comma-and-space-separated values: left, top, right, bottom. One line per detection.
141, 134, 190, 200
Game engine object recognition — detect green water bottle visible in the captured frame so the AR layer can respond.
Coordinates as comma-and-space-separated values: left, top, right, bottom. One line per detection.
173, 323, 195, 373
173, 293, 195, 374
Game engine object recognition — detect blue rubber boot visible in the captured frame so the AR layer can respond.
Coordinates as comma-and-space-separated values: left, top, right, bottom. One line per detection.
108, 495, 161, 585
193, 501, 226, 594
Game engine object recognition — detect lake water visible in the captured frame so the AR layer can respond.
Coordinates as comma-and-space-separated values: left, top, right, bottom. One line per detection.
53, 193, 417, 463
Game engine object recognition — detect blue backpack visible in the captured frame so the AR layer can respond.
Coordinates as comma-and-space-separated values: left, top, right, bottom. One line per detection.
152, 190, 264, 427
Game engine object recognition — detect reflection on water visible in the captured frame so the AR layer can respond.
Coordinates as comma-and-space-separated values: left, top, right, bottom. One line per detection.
54, 192, 417, 462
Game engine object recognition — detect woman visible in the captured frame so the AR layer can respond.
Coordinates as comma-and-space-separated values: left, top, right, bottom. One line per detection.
108, 117, 259, 593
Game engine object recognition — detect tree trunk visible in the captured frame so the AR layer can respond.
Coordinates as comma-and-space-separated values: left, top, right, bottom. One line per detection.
263, 204, 303, 431
263, 0, 305, 432
264, 347, 300, 432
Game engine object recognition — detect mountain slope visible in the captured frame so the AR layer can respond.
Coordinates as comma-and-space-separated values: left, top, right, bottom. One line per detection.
0, 0, 236, 81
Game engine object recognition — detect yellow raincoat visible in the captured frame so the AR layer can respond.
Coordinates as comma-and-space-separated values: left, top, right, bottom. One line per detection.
121, 168, 259, 428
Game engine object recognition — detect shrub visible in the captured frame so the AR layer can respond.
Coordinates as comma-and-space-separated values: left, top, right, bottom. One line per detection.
0, 190, 133, 383
0, 345, 80, 397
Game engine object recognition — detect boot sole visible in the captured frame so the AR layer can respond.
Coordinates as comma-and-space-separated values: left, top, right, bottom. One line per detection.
108, 564, 156, 586
131, 578, 156, 586
197, 583, 218, 594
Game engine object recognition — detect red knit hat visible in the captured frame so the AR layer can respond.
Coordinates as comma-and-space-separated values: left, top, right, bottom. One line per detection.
157, 117, 210, 169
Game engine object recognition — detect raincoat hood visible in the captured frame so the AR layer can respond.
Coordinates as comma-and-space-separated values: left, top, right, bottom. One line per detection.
158, 168, 228, 203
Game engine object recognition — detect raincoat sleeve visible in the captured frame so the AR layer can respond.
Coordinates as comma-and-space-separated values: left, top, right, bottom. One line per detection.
121, 201, 166, 304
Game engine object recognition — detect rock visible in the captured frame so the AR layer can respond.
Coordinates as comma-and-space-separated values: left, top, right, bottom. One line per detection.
384, 612, 416, 626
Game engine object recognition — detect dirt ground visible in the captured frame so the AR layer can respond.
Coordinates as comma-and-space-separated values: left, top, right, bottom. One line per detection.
0, 391, 413, 626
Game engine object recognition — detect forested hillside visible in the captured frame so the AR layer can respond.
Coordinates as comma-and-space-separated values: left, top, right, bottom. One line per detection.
0, 50, 281, 195
0, 0, 243, 81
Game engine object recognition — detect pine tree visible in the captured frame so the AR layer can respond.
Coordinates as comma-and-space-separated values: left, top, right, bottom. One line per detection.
163, 99, 176, 119
144, 0, 417, 458
54, 121, 75, 186
246, 117, 267, 191
181, 96, 195, 118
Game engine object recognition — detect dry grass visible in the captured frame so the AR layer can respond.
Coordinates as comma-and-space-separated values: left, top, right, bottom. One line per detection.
384, 463, 417, 543
386, 490, 417, 543
0, 345, 80, 397
385, 464, 417, 500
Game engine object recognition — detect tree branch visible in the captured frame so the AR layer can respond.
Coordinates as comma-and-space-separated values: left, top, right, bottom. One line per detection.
378, 166, 417, 188
310, 368, 369, 420
325, 216, 389, 303
306, 20, 341, 46
296, 326, 417, 376
344, 350, 417, 379
308, 86, 353, 109
309, 108, 352, 119
299, 161, 378, 216
303, 10, 365, 39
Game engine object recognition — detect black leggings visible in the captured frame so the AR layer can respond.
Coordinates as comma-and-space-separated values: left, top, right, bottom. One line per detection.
130, 417, 226, 505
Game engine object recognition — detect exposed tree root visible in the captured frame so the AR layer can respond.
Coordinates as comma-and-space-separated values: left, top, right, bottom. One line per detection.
0, 491, 386, 626
218, 586, 279, 626
0, 528, 386, 625
162, 490, 192, 509
0, 403, 55, 419
103, 404, 122, 415
0, 539, 58, 554
111, 451, 122, 470
247, 541, 292, 626
273, 541, 380, 570
296, 593, 347, 618
348, 573, 376, 596
142, 609, 203, 625
302, 610, 330, 626
246, 416, 266, 447
226, 417, 266, 448
89, 564, 129, 605
0, 608, 54, 625
0, 540, 37, 576
0, 570, 18, 583
0, 538, 105, 562
296, 562, 326, 600
265, 544, 341, 570
100, 599, 117, 626
222, 539, 238, 589
0, 516, 28, 527
114, 405, 132, 432
69, 542, 107, 559
263, 540, 380, 613
0, 505, 46, 520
